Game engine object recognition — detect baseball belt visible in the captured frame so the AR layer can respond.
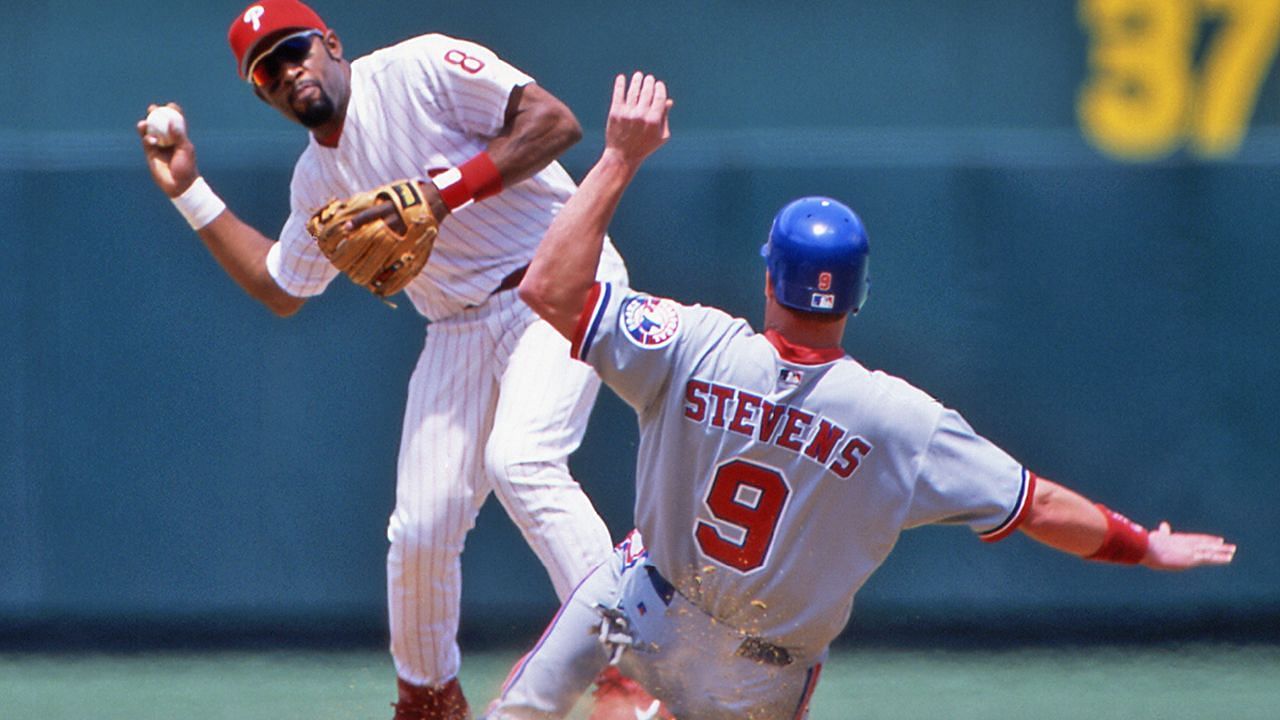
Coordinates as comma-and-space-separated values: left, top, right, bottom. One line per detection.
492, 264, 528, 296
644, 565, 793, 667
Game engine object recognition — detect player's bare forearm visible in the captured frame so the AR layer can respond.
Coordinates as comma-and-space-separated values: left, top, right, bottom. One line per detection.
1019, 478, 1236, 570
1018, 479, 1108, 555
407, 86, 577, 221
521, 153, 639, 337
521, 73, 672, 339
486, 83, 583, 187
138, 105, 303, 316
197, 211, 305, 317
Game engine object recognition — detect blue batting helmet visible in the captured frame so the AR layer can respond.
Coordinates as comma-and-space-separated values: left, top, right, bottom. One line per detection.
761, 196, 870, 315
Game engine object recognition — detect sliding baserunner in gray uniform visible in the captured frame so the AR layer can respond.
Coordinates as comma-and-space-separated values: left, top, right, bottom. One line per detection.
483, 71, 1236, 720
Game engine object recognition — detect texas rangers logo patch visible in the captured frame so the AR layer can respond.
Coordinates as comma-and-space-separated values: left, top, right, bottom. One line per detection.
621, 295, 681, 349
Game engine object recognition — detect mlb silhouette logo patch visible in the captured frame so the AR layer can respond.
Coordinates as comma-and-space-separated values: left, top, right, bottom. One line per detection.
779, 368, 805, 388
810, 293, 835, 310
621, 295, 681, 349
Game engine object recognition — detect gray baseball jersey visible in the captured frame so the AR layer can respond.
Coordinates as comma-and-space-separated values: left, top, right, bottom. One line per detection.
573, 283, 1034, 660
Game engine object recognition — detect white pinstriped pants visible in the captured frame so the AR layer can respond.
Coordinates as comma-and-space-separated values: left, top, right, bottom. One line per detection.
388, 287, 614, 686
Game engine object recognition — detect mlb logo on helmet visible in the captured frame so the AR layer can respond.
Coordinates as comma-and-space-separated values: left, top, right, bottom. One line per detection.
810, 293, 836, 310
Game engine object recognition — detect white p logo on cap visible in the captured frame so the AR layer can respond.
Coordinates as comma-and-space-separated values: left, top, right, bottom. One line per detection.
244, 5, 265, 31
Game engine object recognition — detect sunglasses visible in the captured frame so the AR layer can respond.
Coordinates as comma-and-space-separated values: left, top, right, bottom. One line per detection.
248, 30, 322, 90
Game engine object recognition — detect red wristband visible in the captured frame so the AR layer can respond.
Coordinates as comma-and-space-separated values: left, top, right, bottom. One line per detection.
431, 152, 503, 210
1085, 504, 1150, 564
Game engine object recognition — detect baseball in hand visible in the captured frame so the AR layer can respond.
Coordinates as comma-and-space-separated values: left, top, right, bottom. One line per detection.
145, 106, 185, 147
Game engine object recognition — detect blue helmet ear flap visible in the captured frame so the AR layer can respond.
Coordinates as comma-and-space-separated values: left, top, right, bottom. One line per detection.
763, 197, 870, 316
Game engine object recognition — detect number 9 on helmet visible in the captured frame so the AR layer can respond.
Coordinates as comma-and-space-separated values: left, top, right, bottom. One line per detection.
761, 196, 870, 316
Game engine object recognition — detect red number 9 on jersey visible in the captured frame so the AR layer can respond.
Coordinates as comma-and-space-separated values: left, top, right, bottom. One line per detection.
694, 460, 790, 573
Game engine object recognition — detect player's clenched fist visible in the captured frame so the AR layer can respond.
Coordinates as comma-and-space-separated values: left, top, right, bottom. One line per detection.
604, 72, 673, 166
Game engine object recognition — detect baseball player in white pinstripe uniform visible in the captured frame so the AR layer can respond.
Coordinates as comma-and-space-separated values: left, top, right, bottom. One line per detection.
136, 2, 665, 717
482, 72, 1238, 719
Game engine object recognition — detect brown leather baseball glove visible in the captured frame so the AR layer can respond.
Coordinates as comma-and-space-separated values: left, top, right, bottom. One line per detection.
306, 179, 439, 298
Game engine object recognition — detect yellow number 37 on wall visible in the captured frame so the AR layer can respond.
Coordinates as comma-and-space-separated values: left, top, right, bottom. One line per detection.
1078, 0, 1280, 160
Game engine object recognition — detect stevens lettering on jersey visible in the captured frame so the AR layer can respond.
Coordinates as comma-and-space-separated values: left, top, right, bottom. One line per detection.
683, 379, 873, 478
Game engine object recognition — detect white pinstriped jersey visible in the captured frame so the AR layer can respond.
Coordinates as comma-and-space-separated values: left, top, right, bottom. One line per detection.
572, 283, 1034, 659
265, 33, 625, 321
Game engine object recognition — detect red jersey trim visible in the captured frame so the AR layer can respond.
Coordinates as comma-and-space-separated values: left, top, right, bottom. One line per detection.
980, 469, 1038, 543
570, 282, 606, 360
764, 329, 846, 365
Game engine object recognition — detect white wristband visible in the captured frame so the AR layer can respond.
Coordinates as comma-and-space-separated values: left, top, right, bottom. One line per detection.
170, 177, 227, 230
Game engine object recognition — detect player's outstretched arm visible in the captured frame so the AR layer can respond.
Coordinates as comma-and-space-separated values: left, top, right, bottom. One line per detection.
1019, 478, 1236, 571
520, 72, 672, 338
137, 104, 304, 317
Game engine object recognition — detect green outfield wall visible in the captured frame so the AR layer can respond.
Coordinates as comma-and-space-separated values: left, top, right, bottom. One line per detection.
3, 1, 1277, 644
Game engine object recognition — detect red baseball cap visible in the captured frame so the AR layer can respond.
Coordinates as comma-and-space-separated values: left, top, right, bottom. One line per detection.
228, 0, 328, 80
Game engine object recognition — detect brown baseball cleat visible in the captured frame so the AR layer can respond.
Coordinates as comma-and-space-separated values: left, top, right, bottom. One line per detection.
393, 676, 471, 720
589, 666, 673, 720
